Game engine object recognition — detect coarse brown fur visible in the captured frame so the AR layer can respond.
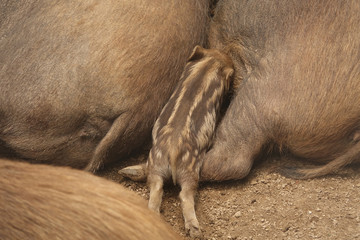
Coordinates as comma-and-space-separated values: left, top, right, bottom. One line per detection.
0, 159, 181, 240
200, 0, 360, 181
121, 46, 234, 237
0, 0, 210, 172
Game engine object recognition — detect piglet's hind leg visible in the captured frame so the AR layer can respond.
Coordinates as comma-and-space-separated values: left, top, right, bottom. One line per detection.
148, 174, 164, 213
179, 183, 201, 238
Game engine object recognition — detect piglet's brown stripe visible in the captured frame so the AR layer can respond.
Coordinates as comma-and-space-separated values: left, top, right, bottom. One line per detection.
163, 59, 221, 134
153, 58, 209, 138
167, 61, 211, 129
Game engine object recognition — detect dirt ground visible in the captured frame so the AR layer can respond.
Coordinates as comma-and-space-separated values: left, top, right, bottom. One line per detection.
98, 154, 360, 240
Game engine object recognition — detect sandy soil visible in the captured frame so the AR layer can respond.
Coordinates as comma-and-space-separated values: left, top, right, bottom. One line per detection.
98, 154, 360, 240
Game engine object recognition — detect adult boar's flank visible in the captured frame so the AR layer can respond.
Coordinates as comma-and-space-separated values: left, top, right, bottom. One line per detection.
0, 0, 209, 171
200, 0, 360, 181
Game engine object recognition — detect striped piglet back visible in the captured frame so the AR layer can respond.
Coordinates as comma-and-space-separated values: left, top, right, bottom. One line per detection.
149, 46, 234, 184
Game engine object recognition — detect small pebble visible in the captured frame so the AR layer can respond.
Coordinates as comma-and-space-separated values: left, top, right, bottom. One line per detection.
234, 211, 242, 218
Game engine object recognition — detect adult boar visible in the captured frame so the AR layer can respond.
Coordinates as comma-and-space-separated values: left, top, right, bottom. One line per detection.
0, 0, 209, 171
0, 159, 181, 240
200, 0, 360, 181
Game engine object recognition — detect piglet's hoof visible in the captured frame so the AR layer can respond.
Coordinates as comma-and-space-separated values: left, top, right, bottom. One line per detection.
185, 219, 202, 239
118, 164, 147, 182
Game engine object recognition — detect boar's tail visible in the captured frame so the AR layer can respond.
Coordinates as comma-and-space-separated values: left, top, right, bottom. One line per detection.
169, 148, 180, 185
280, 141, 360, 179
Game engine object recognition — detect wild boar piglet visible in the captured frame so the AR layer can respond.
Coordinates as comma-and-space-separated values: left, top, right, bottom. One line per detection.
119, 45, 234, 236
147, 45, 233, 237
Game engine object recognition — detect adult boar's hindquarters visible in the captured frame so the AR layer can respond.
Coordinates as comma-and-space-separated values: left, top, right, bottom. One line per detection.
200, 0, 360, 181
0, 159, 181, 240
0, 0, 209, 171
